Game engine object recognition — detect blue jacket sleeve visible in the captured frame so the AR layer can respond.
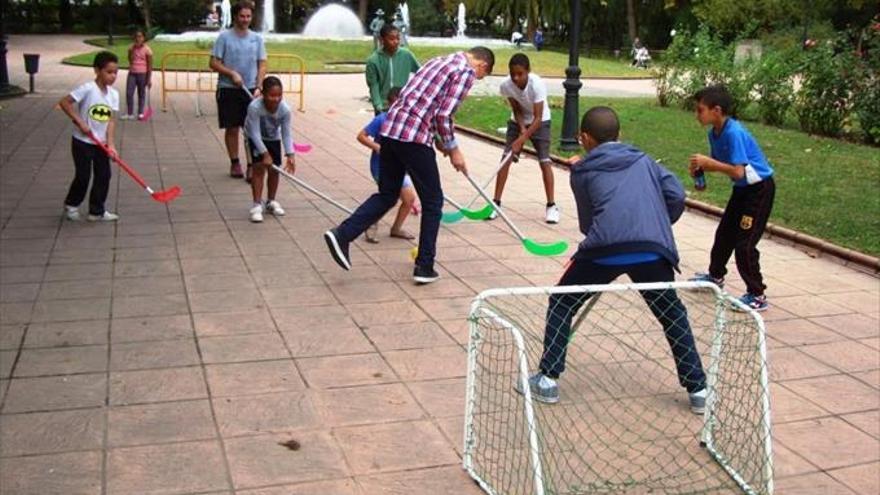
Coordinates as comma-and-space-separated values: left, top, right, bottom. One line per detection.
656, 162, 686, 224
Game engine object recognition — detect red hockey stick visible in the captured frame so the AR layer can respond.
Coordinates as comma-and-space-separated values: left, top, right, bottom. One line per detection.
87, 130, 181, 203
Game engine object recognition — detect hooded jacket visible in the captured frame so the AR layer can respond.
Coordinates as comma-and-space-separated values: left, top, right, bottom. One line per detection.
570, 141, 686, 268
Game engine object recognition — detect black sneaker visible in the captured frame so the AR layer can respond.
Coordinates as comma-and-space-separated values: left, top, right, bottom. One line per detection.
323, 229, 351, 271
413, 265, 440, 285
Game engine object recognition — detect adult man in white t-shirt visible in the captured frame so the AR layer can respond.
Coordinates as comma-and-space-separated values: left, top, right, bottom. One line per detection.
493, 53, 559, 223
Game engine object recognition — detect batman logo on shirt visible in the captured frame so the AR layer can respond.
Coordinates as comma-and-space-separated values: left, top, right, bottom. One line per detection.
89, 104, 113, 122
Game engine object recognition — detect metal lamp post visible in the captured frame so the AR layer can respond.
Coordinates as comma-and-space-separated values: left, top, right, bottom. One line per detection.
0, 5, 8, 91
560, 0, 583, 151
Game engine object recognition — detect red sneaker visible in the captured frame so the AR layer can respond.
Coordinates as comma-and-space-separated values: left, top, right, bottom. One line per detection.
230, 162, 244, 178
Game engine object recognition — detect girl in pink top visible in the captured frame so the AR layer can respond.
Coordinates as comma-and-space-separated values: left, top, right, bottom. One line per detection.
124, 29, 153, 120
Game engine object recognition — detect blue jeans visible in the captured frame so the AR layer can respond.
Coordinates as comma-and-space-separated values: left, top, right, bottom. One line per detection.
336, 138, 442, 269
539, 257, 706, 393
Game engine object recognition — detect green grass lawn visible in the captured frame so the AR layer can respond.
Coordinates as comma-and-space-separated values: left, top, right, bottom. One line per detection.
64, 37, 647, 78
456, 96, 880, 257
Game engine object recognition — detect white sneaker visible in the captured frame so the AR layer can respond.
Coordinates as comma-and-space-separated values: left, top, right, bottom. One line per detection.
64, 205, 81, 221
120, 114, 134, 121
137, 113, 145, 120
87, 211, 119, 222
545, 204, 560, 224
249, 204, 264, 223
265, 200, 285, 216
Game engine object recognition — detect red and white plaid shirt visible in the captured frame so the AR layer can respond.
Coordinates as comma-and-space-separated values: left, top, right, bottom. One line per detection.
380, 52, 475, 150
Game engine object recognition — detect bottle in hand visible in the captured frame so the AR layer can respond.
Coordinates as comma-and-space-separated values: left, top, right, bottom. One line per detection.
693, 168, 707, 191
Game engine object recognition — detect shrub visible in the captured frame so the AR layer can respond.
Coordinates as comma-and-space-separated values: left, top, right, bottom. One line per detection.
655, 27, 751, 114
852, 19, 880, 144
750, 49, 798, 126
794, 40, 856, 137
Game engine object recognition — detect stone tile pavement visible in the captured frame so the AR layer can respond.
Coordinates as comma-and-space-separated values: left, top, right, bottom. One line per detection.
0, 35, 878, 494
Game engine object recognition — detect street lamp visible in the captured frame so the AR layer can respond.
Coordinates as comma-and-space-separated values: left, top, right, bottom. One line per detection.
560, 0, 583, 151
0, 2, 8, 90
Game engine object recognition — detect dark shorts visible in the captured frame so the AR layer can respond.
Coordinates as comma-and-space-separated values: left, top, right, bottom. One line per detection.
248, 139, 282, 167
216, 87, 254, 129
505, 120, 552, 162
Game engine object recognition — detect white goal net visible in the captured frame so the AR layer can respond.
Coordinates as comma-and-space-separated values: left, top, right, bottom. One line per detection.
464, 282, 773, 495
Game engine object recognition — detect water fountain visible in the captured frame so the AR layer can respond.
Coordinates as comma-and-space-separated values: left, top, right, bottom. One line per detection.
156, 0, 510, 47
262, 0, 276, 33
302, 3, 363, 38
456, 1, 466, 38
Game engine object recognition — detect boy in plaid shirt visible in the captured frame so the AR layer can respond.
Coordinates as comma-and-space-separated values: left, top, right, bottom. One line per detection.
324, 47, 495, 285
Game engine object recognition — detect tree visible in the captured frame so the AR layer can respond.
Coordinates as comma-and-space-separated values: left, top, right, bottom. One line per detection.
136, 0, 152, 31
468, 0, 542, 36
358, 0, 367, 23
626, 0, 636, 41
692, 0, 875, 39
59, 0, 74, 32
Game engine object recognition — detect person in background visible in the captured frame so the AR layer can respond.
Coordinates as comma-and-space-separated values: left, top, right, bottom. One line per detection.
365, 24, 420, 115
122, 29, 152, 120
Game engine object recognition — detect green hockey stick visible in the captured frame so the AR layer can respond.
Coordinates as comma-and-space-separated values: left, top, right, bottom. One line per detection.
462, 173, 568, 257
443, 196, 495, 221
441, 150, 517, 224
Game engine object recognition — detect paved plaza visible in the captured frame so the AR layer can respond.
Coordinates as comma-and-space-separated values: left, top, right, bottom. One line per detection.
0, 36, 878, 494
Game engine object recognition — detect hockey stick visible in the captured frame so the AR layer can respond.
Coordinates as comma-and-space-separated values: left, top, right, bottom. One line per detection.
272, 165, 353, 215
462, 173, 567, 256
87, 131, 181, 203
441, 149, 518, 224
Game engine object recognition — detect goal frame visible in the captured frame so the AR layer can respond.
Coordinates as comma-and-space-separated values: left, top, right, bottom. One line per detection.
462, 281, 774, 495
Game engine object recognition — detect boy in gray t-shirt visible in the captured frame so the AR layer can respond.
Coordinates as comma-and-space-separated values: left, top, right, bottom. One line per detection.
209, 1, 267, 179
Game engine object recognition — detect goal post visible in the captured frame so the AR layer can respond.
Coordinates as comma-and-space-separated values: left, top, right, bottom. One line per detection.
463, 282, 773, 495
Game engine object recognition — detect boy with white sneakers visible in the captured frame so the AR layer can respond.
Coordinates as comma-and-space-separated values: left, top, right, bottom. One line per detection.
491, 53, 559, 224
244, 76, 295, 222
58, 51, 121, 222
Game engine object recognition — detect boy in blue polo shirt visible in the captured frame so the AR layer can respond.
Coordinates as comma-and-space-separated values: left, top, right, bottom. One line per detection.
689, 85, 776, 312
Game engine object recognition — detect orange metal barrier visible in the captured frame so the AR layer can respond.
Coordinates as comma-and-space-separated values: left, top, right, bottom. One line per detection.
266, 53, 306, 112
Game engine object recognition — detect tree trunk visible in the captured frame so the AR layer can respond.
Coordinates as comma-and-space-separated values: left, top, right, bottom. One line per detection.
252, 0, 264, 32
140, 0, 152, 31
358, 0, 368, 24
59, 0, 73, 33
526, 1, 537, 39
626, 0, 637, 42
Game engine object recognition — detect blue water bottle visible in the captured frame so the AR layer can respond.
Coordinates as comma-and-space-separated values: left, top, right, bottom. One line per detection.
693, 168, 707, 191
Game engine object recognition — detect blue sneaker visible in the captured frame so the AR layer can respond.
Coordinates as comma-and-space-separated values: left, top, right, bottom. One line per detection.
690, 272, 724, 289
736, 293, 769, 312
514, 372, 559, 404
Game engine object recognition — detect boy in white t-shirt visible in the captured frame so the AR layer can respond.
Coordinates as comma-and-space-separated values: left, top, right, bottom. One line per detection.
493, 53, 558, 224
58, 51, 121, 222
